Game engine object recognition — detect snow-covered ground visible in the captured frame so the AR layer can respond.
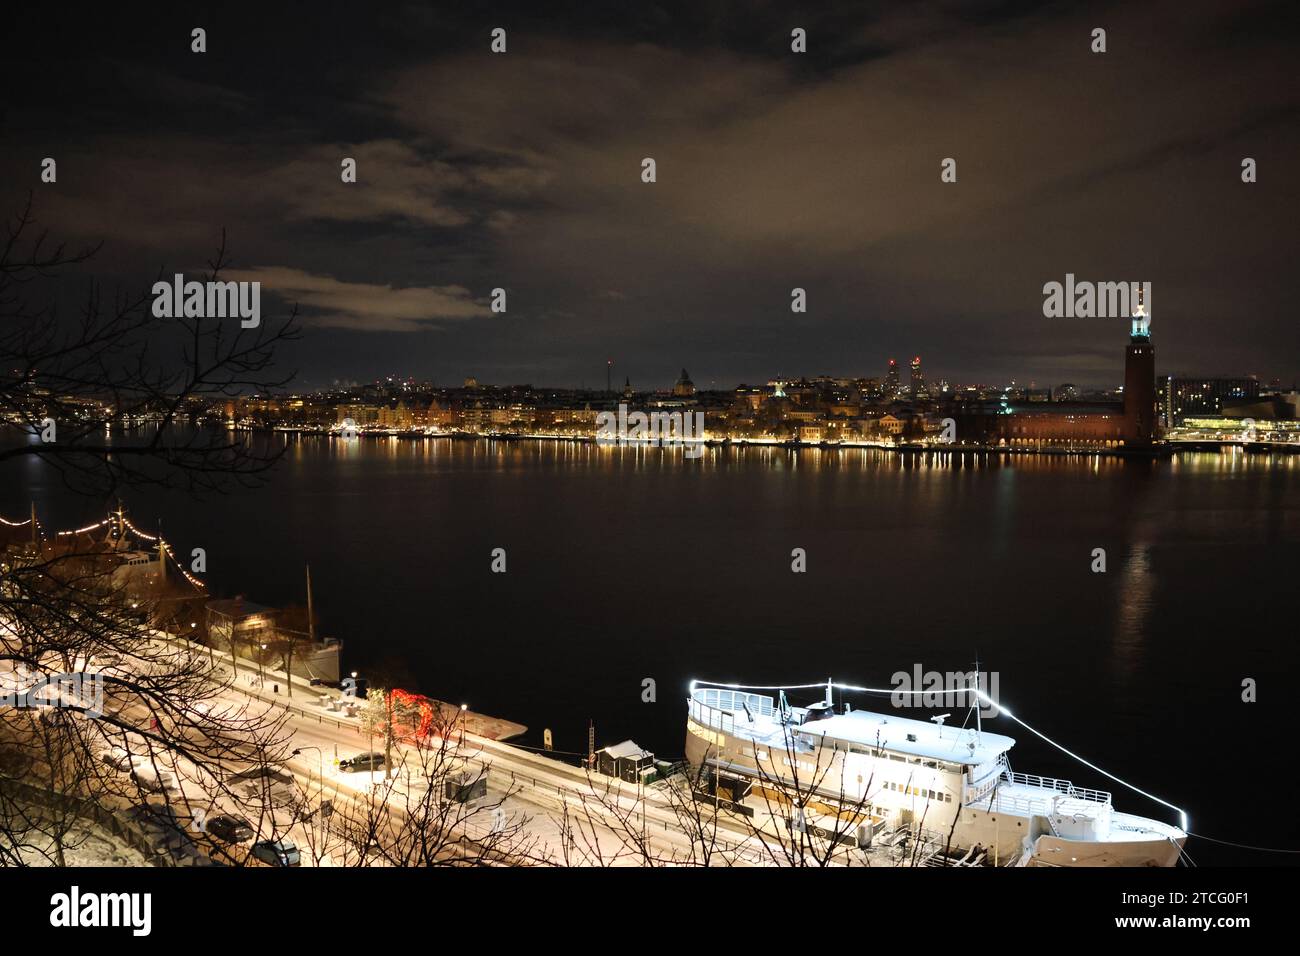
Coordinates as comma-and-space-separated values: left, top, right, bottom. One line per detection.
6, 799, 151, 866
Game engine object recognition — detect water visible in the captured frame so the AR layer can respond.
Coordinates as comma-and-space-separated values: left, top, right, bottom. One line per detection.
7, 435, 1299, 864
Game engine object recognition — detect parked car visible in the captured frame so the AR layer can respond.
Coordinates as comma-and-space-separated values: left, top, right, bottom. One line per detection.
230, 766, 296, 787
230, 766, 299, 806
127, 801, 183, 832
250, 839, 301, 867
338, 752, 385, 773
124, 803, 199, 857
339, 751, 386, 773
205, 814, 254, 843
130, 766, 178, 793
101, 746, 137, 772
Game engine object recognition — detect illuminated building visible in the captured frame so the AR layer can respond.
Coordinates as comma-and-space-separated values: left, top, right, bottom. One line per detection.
1122, 287, 1156, 446
950, 299, 1158, 450
1054, 383, 1080, 402
884, 359, 901, 400
1160, 376, 1259, 427
910, 355, 929, 400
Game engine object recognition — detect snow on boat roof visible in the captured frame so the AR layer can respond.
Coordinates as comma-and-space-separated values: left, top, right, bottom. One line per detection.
794, 710, 1015, 766
601, 739, 651, 760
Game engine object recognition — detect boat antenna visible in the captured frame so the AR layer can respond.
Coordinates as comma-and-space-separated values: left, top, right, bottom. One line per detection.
972, 655, 982, 744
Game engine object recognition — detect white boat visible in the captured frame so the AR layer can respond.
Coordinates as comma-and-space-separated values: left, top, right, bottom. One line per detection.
685, 680, 1187, 867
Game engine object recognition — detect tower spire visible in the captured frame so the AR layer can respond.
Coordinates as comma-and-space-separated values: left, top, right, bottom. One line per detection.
1130, 283, 1151, 338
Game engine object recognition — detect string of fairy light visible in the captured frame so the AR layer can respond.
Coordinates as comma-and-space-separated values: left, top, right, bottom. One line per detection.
1, 508, 207, 590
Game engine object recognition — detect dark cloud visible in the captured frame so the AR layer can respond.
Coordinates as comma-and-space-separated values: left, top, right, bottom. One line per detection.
2, 0, 1296, 388
226, 266, 488, 332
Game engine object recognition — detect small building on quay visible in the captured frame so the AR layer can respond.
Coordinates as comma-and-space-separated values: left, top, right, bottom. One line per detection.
594, 740, 656, 784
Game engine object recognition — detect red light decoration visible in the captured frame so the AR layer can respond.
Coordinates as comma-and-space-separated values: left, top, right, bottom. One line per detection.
386, 688, 436, 740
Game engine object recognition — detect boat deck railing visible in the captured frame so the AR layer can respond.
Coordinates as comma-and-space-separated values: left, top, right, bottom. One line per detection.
985, 789, 1106, 821
1002, 769, 1112, 806
689, 697, 737, 736
692, 686, 777, 719
690, 687, 783, 738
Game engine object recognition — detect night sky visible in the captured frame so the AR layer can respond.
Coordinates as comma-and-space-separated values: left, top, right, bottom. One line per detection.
4, 1, 1298, 390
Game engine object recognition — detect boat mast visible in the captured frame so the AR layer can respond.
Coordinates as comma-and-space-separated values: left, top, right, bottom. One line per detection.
306, 564, 316, 643
973, 656, 982, 744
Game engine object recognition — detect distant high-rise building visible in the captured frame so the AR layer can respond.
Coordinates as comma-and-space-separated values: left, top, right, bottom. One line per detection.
884, 359, 901, 400
910, 356, 929, 400
1160, 376, 1259, 427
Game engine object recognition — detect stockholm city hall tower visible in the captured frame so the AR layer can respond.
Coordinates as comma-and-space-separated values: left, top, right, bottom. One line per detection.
1123, 286, 1156, 446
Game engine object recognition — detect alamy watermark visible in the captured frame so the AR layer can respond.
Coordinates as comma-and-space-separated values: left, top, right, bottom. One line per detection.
50, 886, 151, 936
1, 666, 105, 719
595, 403, 706, 458
151, 273, 260, 328
890, 665, 1000, 718
1042, 275, 1151, 320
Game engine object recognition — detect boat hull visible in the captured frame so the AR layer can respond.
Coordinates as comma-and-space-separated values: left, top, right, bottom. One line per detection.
1029, 833, 1183, 867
